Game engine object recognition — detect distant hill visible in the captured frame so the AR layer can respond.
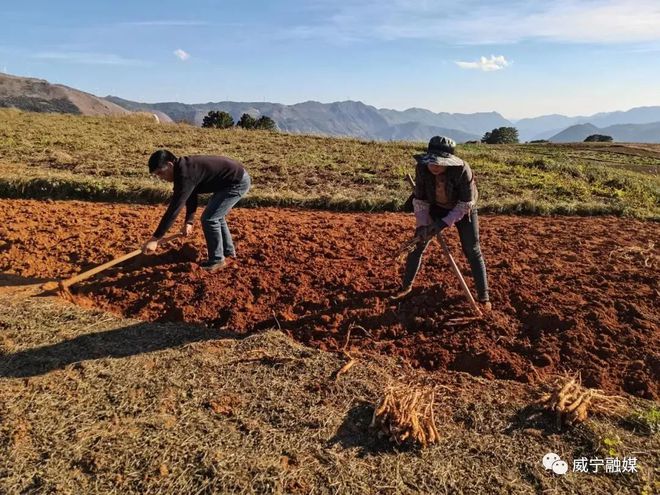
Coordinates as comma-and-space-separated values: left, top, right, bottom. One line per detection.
0, 73, 129, 116
589, 107, 660, 128
514, 114, 584, 141
378, 108, 510, 136
109, 95, 660, 143
549, 122, 660, 143
379, 122, 479, 143
516, 106, 660, 141
106, 96, 484, 142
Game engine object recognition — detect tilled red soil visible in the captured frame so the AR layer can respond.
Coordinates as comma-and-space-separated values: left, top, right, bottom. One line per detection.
1, 199, 658, 399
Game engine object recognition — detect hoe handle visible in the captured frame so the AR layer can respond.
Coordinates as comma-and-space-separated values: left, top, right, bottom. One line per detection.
405, 173, 416, 190
435, 233, 482, 317
47, 233, 183, 290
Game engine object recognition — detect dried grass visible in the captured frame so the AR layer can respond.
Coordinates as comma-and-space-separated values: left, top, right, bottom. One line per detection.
1, 294, 656, 494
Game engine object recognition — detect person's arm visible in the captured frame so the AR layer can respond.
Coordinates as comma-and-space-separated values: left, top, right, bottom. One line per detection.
413, 163, 431, 228
438, 163, 476, 229
184, 191, 198, 225
152, 178, 196, 239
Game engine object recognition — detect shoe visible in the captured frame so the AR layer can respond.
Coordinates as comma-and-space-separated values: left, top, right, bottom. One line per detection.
200, 259, 226, 272
389, 286, 412, 301
479, 300, 492, 312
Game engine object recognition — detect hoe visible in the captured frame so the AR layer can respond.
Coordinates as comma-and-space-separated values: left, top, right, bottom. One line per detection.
41, 233, 183, 292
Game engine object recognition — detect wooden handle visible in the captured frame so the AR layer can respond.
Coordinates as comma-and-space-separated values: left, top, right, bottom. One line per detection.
43, 233, 183, 291
435, 234, 482, 317
406, 173, 416, 190
59, 248, 143, 289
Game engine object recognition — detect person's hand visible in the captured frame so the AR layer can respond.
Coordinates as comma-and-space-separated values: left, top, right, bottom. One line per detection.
181, 223, 194, 237
142, 238, 160, 255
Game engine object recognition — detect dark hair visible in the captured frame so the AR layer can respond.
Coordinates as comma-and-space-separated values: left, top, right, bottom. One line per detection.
148, 149, 177, 173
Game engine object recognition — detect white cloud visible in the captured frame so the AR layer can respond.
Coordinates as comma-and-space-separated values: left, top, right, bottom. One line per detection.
173, 49, 190, 61
287, 0, 660, 45
456, 55, 510, 71
33, 52, 144, 66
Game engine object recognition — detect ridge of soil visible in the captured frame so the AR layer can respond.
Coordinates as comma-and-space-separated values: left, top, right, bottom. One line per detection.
1, 199, 658, 399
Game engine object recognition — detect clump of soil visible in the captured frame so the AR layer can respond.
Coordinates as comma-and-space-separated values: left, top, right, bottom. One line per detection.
1, 200, 658, 399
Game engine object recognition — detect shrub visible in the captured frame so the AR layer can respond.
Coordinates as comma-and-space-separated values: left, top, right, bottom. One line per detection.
585, 134, 613, 142
482, 127, 519, 144
255, 115, 277, 131
237, 113, 257, 129
202, 111, 234, 129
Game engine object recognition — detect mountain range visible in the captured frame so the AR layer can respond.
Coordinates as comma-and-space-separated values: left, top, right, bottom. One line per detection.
548, 122, 660, 143
104, 96, 492, 142
2, 72, 659, 143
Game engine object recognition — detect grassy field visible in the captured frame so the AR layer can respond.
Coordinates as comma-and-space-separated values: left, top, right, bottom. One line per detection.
0, 108, 659, 218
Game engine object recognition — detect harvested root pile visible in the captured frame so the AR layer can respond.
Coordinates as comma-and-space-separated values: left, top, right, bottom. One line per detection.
535, 376, 627, 426
370, 384, 440, 447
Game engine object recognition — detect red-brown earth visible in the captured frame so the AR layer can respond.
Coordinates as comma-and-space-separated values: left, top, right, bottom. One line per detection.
1, 199, 658, 399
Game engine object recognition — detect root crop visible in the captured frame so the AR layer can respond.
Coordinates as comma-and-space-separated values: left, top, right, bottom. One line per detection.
535, 375, 627, 426
370, 384, 440, 448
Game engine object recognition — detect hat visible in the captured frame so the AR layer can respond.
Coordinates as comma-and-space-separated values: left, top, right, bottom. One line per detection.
428, 135, 456, 155
415, 153, 464, 167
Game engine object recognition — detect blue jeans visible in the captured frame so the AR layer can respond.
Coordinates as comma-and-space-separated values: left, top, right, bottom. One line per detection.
201, 173, 251, 263
402, 208, 489, 301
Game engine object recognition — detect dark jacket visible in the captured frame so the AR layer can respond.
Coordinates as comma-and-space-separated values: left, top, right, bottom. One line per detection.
413, 153, 478, 207
153, 155, 246, 238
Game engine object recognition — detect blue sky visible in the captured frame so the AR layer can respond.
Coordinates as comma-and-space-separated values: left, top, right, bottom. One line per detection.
1, 0, 659, 118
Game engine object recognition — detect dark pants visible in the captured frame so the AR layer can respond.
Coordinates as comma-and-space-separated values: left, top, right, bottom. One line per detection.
402, 208, 489, 301
201, 173, 251, 263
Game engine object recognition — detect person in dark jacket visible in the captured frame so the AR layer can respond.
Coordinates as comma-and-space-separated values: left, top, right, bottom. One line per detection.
142, 149, 251, 272
392, 136, 491, 310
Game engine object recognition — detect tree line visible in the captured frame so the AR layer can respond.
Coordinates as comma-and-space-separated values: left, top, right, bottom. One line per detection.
202, 111, 277, 131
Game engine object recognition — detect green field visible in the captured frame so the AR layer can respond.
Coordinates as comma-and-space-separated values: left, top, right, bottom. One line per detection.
1, 109, 658, 218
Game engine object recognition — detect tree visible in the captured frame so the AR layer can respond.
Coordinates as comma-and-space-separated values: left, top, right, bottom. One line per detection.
237, 113, 257, 129
202, 110, 234, 129
584, 134, 613, 142
481, 126, 519, 144
254, 115, 277, 131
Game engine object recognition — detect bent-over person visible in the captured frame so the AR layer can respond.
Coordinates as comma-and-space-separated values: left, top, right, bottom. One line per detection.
143, 150, 251, 272
393, 136, 491, 310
